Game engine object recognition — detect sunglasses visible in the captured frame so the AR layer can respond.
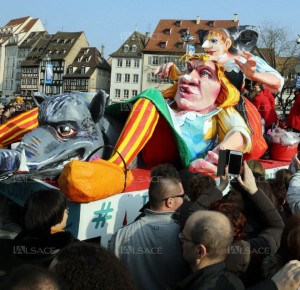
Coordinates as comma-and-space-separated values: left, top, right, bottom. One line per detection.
162, 193, 185, 201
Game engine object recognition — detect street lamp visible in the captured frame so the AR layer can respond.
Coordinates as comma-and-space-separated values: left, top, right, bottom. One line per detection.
43, 54, 51, 95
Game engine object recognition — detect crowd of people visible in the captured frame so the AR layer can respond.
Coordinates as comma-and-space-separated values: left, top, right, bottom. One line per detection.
1, 157, 300, 289
242, 83, 300, 135
0, 100, 35, 125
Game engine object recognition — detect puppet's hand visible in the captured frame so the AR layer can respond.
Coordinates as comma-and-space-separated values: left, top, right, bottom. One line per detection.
234, 51, 256, 79
154, 62, 175, 79
188, 150, 221, 174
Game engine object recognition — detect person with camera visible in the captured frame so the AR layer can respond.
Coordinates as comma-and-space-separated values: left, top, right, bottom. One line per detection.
286, 152, 300, 213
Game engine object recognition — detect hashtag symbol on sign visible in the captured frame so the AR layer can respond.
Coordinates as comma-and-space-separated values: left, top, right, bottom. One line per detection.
92, 202, 114, 229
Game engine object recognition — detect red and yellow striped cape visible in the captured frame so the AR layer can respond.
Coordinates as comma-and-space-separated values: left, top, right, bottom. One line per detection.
0, 108, 38, 148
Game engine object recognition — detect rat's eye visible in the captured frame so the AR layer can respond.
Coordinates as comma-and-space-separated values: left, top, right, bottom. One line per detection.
56, 125, 77, 138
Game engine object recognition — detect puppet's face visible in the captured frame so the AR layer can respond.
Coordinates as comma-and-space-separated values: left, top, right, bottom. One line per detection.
175, 59, 221, 113
202, 31, 231, 59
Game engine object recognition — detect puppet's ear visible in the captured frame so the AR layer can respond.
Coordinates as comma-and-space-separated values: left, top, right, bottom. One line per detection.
89, 90, 108, 123
225, 38, 232, 52
32, 93, 46, 107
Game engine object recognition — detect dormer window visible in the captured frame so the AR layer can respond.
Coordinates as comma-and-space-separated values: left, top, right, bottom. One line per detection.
124, 44, 129, 52
77, 57, 81, 62
131, 34, 136, 40
177, 42, 184, 49
207, 21, 215, 27
175, 20, 182, 27
164, 29, 171, 35
68, 65, 73, 74
81, 66, 86, 74
160, 41, 167, 48
84, 49, 89, 54
132, 45, 137, 52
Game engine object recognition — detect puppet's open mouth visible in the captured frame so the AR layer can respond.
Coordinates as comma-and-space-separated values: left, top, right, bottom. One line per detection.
41, 149, 85, 170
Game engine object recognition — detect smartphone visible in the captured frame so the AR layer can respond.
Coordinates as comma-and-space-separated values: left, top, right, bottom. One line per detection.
216, 149, 230, 176
228, 150, 243, 177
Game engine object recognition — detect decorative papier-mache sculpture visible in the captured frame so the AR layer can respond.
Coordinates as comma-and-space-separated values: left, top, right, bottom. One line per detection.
0, 25, 283, 201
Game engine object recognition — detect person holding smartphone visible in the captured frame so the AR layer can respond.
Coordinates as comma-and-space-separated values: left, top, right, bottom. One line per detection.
286, 153, 300, 213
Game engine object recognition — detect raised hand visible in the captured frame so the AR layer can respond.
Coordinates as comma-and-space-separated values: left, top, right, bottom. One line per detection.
234, 51, 257, 79
237, 160, 258, 194
154, 62, 174, 79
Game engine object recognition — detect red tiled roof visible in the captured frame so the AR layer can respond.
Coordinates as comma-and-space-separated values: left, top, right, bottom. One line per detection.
21, 18, 38, 33
4, 16, 30, 28
144, 19, 239, 53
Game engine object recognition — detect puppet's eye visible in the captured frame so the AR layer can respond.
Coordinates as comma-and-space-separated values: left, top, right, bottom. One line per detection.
56, 125, 77, 138
199, 69, 213, 79
211, 38, 219, 44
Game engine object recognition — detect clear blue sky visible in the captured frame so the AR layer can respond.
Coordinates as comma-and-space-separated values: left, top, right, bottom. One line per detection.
1, 0, 299, 58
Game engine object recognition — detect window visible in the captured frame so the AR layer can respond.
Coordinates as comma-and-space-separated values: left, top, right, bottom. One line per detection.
117, 59, 123, 67
132, 45, 137, 52
124, 44, 129, 52
81, 66, 86, 74
134, 59, 140, 68
132, 90, 138, 97
115, 89, 121, 98
160, 41, 167, 48
133, 74, 139, 83
116, 73, 122, 82
124, 74, 130, 83
124, 89, 129, 98
125, 59, 131, 67
150, 56, 159, 65
68, 66, 73, 74
77, 57, 81, 62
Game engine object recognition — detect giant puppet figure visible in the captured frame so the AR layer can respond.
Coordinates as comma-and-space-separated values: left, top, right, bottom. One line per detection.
0, 26, 282, 197
0, 53, 267, 182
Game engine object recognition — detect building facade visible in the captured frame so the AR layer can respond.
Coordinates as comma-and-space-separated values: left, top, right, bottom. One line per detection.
63, 46, 111, 94
109, 31, 150, 103
21, 31, 90, 97
0, 16, 45, 97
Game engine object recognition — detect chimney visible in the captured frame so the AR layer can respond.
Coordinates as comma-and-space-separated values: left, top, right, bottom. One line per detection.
234, 13, 239, 23
196, 16, 200, 24
101, 45, 105, 58
145, 31, 150, 45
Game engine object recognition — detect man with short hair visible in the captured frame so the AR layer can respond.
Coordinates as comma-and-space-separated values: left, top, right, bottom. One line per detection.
109, 163, 190, 290
173, 210, 244, 290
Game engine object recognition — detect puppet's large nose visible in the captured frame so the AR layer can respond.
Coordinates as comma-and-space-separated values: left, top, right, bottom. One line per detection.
202, 39, 211, 49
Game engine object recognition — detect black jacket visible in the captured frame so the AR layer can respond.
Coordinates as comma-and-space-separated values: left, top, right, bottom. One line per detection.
168, 262, 244, 290
10, 230, 77, 268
